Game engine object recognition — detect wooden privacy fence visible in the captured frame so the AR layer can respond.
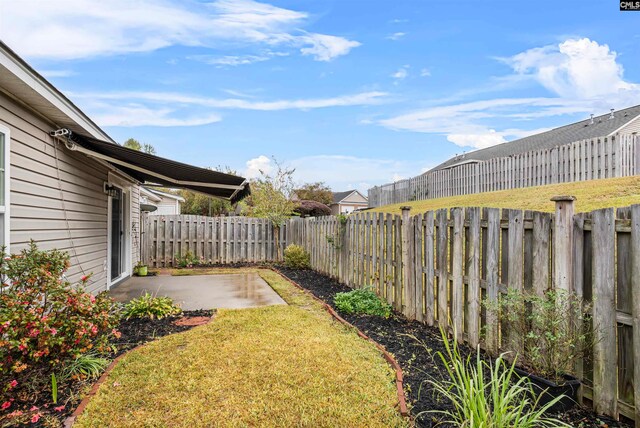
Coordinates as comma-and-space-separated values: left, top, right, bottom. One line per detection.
142, 215, 286, 267
286, 201, 640, 424
368, 134, 639, 207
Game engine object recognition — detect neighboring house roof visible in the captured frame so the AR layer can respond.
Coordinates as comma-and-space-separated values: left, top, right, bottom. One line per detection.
144, 187, 186, 203
0, 40, 251, 203
332, 190, 368, 204
139, 187, 163, 203
430, 104, 640, 172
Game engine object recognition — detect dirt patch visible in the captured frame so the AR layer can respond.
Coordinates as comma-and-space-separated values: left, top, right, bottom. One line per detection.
276, 266, 630, 428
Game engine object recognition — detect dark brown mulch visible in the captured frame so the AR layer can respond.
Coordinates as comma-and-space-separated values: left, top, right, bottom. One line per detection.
1, 310, 214, 427
276, 266, 631, 428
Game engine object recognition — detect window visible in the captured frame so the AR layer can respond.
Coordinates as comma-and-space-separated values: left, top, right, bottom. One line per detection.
0, 124, 9, 252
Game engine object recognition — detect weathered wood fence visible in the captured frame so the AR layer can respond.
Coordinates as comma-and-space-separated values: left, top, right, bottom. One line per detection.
142, 215, 286, 267
368, 134, 639, 207
287, 200, 640, 424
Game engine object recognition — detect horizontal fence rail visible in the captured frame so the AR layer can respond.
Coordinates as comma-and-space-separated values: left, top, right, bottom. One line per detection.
368, 134, 639, 207
286, 201, 640, 424
142, 215, 287, 267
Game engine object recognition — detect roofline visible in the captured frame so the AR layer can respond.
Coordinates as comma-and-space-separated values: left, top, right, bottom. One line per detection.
139, 187, 163, 202
608, 112, 640, 136
334, 189, 368, 203
144, 187, 186, 202
0, 41, 113, 142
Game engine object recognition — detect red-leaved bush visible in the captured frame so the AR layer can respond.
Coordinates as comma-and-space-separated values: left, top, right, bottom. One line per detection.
0, 242, 120, 389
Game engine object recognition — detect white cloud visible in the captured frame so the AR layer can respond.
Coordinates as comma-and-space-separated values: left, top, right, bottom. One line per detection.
73, 90, 388, 111
380, 38, 640, 149
0, 0, 359, 61
504, 38, 639, 101
386, 32, 406, 41
420, 68, 431, 77
90, 104, 222, 127
299, 33, 361, 62
245, 155, 273, 179
391, 65, 409, 83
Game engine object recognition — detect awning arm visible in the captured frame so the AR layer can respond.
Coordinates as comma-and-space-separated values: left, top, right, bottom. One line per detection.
64, 140, 244, 192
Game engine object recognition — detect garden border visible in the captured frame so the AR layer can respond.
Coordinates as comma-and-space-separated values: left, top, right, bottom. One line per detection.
269, 268, 410, 418
63, 317, 213, 427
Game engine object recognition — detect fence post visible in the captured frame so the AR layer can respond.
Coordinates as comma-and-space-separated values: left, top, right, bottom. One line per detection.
401, 206, 412, 317
551, 196, 576, 293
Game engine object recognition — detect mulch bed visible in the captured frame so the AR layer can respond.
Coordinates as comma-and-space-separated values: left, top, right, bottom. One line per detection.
1, 310, 213, 427
276, 266, 630, 428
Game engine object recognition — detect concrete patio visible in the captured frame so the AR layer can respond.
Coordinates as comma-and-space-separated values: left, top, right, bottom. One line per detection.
109, 272, 287, 310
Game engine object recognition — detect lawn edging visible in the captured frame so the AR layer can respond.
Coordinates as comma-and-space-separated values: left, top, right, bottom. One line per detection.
63, 316, 213, 427
268, 267, 410, 418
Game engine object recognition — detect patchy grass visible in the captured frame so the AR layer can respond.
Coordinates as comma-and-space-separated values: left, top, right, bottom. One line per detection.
371, 175, 640, 215
74, 269, 406, 428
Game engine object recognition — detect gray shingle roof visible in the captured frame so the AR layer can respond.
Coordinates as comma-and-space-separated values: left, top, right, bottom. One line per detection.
332, 190, 357, 204
429, 105, 640, 172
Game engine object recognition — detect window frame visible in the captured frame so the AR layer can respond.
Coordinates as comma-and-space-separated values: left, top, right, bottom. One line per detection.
0, 122, 10, 253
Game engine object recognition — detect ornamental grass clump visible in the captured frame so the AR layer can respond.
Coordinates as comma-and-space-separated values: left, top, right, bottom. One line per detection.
334, 288, 392, 318
425, 330, 570, 428
123, 292, 182, 320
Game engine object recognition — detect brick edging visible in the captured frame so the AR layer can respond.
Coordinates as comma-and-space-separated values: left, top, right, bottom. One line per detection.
268, 268, 410, 418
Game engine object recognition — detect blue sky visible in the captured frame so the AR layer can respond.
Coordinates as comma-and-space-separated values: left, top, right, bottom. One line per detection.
1, 0, 639, 193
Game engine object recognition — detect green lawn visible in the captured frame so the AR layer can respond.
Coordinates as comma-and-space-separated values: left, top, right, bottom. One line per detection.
370, 175, 640, 215
74, 270, 407, 428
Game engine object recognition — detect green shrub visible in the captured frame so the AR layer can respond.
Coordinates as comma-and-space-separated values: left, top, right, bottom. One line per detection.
425, 330, 570, 428
334, 288, 391, 318
0, 242, 120, 380
283, 244, 310, 269
485, 289, 593, 383
123, 293, 182, 320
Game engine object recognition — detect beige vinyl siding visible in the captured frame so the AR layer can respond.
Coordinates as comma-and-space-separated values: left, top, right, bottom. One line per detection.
619, 116, 640, 135
153, 198, 181, 215
1, 90, 112, 293
341, 191, 368, 204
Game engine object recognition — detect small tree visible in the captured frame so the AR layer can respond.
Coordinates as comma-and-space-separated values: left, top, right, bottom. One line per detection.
247, 159, 296, 258
294, 182, 333, 205
123, 138, 141, 151
142, 143, 156, 155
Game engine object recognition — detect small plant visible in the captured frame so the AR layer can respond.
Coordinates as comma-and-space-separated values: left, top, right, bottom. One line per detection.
334, 288, 391, 318
51, 373, 57, 404
486, 289, 594, 383
133, 261, 148, 276
62, 353, 110, 381
175, 251, 199, 268
424, 330, 570, 428
123, 292, 182, 320
283, 244, 310, 269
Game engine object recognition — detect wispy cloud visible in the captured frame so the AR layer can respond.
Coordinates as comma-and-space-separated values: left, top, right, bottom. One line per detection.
0, 0, 360, 62
386, 32, 406, 41
72, 90, 389, 111
188, 51, 288, 67
38, 69, 76, 78
89, 104, 222, 127
391, 65, 409, 83
420, 68, 431, 77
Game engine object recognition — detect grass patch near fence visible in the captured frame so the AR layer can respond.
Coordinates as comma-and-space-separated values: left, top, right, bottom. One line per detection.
371, 175, 640, 215
170, 266, 261, 276
74, 269, 406, 428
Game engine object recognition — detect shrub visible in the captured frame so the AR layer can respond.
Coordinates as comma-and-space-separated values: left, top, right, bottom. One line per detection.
334, 288, 391, 318
425, 330, 570, 428
294, 200, 331, 217
283, 244, 310, 269
175, 251, 200, 268
0, 242, 120, 399
485, 289, 593, 383
123, 292, 182, 320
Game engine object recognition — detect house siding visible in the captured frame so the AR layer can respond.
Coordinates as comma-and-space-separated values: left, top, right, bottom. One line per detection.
619, 116, 640, 135
0, 90, 138, 294
153, 198, 181, 215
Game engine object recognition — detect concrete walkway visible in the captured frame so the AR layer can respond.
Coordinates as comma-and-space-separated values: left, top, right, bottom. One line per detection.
109, 273, 286, 310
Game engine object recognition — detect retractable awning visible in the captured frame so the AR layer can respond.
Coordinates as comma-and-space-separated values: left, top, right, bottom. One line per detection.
59, 131, 250, 203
